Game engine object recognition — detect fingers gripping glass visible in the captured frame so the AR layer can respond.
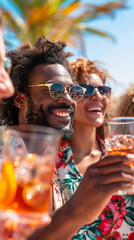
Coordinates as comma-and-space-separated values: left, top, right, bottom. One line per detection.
80, 84, 111, 98
28, 82, 86, 102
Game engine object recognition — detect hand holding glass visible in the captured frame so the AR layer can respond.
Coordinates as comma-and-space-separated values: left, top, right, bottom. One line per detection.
104, 117, 134, 195
0, 125, 60, 238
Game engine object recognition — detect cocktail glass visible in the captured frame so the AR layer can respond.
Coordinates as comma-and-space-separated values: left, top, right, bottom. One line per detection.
0, 125, 60, 238
104, 117, 134, 195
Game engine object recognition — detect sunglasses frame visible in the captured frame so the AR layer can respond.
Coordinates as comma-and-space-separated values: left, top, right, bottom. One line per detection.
28, 82, 86, 102
80, 83, 111, 98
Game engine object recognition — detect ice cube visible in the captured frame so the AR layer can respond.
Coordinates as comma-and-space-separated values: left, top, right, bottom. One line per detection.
15, 162, 31, 186
22, 182, 50, 207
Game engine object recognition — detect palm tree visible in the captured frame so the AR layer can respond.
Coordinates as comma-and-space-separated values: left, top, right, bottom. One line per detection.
1, 0, 126, 53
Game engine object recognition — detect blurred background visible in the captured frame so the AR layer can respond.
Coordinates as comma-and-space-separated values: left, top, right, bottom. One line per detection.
0, 0, 134, 97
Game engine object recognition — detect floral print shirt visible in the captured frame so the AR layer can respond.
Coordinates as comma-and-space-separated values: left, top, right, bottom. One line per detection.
53, 138, 134, 240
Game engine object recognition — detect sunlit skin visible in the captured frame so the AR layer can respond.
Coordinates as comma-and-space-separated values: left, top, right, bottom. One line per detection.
0, 63, 76, 239
1, 62, 134, 240
0, 29, 14, 99
26, 71, 134, 240
74, 73, 108, 128
18, 63, 76, 134
70, 73, 109, 174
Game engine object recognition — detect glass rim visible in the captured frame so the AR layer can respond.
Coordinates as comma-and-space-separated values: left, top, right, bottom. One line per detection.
105, 117, 134, 125
5, 124, 60, 137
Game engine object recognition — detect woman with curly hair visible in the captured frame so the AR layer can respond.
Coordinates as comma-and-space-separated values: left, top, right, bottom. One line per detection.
71, 57, 111, 139
52, 57, 134, 239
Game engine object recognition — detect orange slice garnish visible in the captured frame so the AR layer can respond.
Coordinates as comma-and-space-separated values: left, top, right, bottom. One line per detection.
0, 162, 17, 205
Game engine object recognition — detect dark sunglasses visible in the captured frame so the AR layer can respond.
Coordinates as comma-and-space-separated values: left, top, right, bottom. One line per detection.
80, 83, 111, 98
28, 82, 86, 102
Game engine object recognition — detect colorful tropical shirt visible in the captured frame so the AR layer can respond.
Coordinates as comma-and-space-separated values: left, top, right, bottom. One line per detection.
53, 137, 134, 240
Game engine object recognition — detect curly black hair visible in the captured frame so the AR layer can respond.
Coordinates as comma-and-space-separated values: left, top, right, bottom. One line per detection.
0, 36, 73, 126
70, 57, 111, 84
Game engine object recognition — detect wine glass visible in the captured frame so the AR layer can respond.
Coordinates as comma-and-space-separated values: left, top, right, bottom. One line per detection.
0, 125, 60, 238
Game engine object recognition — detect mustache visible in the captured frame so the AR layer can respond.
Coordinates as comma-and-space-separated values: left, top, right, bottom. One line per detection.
26, 104, 75, 120
25, 100, 76, 132
47, 105, 75, 113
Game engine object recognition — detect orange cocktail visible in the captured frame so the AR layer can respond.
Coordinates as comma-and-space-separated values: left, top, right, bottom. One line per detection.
0, 154, 54, 217
106, 135, 134, 166
0, 125, 60, 233
104, 117, 134, 195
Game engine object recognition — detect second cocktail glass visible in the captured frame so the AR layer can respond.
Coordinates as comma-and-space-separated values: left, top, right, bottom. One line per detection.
0, 124, 60, 237
104, 117, 134, 195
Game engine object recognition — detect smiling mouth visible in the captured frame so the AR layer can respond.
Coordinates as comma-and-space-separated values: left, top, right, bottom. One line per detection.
87, 107, 102, 112
87, 107, 102, 113
52, 110, 71, 117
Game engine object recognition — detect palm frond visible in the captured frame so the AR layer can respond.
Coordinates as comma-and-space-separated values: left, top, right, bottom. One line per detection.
0, 0, 127, 54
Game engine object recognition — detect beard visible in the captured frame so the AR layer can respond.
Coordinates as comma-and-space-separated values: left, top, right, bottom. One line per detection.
25, 97, 75, 141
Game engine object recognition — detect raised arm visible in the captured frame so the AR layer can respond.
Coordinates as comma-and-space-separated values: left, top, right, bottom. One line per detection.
27, 153, 134, 240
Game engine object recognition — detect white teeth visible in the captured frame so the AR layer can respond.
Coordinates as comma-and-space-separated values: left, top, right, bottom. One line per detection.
63, 113, 69, 117
55, 112, 70, 117
87, 107, 102, 111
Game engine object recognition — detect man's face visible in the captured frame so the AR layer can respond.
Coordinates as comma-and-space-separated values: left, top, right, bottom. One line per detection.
24, 64, 76, 140
0, 29, 14, 99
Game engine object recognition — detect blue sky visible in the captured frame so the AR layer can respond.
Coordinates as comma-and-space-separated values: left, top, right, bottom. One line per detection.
67, 0, 134, 96
1, 0, 134, 96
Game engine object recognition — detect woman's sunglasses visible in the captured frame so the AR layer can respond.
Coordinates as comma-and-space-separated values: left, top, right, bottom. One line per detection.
28, 82, 86, 102
80, 83, 111, 99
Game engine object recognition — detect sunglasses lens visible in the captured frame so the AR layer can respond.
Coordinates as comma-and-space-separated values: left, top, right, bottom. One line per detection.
70, 86, 84, 102
80, 84, 111, 98
50, 83, 64, 99
98, 86, 111, 98
84, 85, 94, 97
